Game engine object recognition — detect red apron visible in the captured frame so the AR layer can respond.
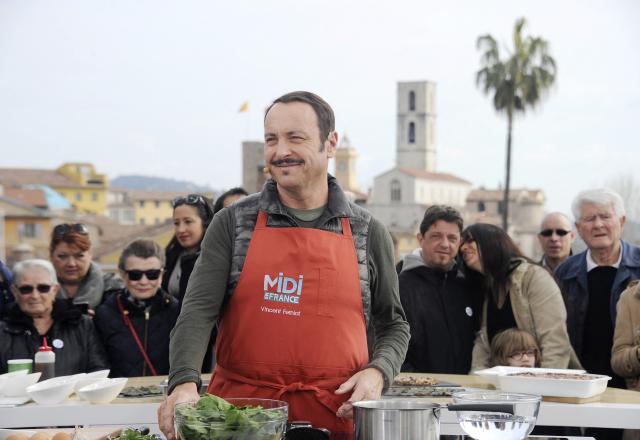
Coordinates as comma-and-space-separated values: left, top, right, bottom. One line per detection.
208, 211, 368, 437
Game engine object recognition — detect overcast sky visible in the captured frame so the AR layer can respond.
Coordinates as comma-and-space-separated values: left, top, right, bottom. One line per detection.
1, 0, 638, 216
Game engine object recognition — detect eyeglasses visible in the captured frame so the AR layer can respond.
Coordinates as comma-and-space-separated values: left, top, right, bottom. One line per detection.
53, 223, 89, 237
16, 284, 53, 295
508, 349, 537, 360
172, 194, 206, 208
539, 229, 571, 237
125, 269, 163, 281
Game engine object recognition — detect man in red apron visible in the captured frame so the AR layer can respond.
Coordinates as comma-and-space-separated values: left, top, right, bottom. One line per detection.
159, 91, 410, 439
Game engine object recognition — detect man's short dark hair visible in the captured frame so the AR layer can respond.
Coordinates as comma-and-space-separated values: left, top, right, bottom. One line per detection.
419, 205, 464, 236
264, 91, 335, 146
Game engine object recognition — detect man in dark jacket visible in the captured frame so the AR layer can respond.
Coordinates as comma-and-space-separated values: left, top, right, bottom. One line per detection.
556, 189, 640, 385
556, 188, 640, 440
0, 258, 13, 318
0, 259, 109, 375
399, 205, 480, 374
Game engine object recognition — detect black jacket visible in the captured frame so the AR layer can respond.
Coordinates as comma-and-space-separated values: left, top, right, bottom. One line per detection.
0, 299, 109, 375
94, 289, 179, 377
163, 251, 199, 308
398, 252, 480, 374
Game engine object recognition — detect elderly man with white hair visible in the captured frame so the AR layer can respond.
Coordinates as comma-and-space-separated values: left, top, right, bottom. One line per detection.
556, 189, 640, 392
0, 259, 109, 375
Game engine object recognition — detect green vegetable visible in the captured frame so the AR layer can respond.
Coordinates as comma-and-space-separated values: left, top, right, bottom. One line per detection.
175, 394, 287, 440
111, 428, 160, 440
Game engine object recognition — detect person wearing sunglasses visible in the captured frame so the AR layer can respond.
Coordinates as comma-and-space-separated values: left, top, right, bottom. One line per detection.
537, 212, 576, 272
163, 194, 217, 374
163, 195, 214, 307
459, 223, 580, 372
0, 259, 109, 375
50, 223, 123, 311
158, 91, 409, 440
0, 258, 13, 319
94, 239, 179, 377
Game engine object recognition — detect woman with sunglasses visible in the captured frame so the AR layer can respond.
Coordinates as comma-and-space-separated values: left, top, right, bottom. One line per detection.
94, 238, 179, 377
0, 259, 109, 375
459, 223, 580, 371
163, 194, 217, 373
50, 223, 123, 310
163, 195, 214, 307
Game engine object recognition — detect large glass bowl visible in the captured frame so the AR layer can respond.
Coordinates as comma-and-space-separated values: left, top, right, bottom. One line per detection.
175, 397, 288, 440
451, 391, 541, 440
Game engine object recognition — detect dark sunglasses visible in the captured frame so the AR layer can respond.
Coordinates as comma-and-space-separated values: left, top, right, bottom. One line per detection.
539, 228, 571, 237
172, 194, 206, 208
17, 284, 53, 295
53, 223, 89, 237
125, 269, 162, 281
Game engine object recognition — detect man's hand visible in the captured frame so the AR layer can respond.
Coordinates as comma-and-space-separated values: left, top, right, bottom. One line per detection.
334, 367, 384, 419
158, 382, 200, 440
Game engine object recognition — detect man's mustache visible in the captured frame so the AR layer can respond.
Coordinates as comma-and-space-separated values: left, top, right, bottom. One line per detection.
270, 158, 304, 166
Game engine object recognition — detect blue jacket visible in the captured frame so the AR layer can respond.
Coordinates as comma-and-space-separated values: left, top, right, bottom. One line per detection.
0, 259, 13, 318
555, 240, 640, 356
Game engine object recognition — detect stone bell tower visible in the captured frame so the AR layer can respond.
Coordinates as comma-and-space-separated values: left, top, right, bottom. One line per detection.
334, 134, 359, 192
396, 81, 437, 172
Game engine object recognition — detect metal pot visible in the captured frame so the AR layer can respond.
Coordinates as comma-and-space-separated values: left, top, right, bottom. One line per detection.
353, 399, 514, 440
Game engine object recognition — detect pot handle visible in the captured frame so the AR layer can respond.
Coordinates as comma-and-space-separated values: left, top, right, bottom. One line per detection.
447, 403, 515, 415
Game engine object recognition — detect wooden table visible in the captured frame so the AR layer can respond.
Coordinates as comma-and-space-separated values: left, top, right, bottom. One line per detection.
1, 373, 639, 434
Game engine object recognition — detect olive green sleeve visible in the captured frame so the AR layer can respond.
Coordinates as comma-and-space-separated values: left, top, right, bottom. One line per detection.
365, 217, 410, 387
167, 208, 235, 393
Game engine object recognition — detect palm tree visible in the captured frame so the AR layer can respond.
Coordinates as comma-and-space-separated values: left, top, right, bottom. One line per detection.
476, 17, 557, 230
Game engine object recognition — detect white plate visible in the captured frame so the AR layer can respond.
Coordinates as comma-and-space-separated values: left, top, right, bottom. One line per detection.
0, 396, 31, 407
473, 366, 586, 386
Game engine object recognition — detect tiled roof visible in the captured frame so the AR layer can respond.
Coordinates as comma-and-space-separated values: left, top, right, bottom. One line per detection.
92, 222, 174, 259
467, 188, 544, 202
110, 188, 189, 202
396, 167, 472, 185
3, 187, 47, 208
0, 168, 84, 189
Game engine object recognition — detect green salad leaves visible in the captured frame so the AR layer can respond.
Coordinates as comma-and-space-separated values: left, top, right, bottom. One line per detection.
175, 394, 287, 440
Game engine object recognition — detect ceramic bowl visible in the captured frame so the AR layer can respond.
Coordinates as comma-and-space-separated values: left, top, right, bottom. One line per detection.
0, 370, 29, 396
3, 372, 42, 397
77, 377, 128, 403
74, 369, 110, 392
26, 377, 75, 404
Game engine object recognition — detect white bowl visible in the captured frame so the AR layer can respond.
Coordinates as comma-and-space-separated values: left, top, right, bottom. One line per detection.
0, 370, 29, 395
74, 369, 110, 392
3, 372, 42, 397
26, 377, 75, 404
77, 377, 128, 403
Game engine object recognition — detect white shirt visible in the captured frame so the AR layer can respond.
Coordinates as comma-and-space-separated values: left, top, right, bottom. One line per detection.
586, 242, 623, 272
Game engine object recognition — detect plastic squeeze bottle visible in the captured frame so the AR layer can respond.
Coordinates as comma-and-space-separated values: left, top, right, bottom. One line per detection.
34, 337, 55, 381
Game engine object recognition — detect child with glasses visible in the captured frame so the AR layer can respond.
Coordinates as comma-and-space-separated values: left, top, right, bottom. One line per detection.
490, 328, 540, 368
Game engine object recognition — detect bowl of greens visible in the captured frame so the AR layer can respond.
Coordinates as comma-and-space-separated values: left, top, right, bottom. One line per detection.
175, 394, 288, 440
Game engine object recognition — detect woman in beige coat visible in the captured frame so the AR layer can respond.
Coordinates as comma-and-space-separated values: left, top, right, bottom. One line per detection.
460, 223, 580, 371
611, 282, 640, 440
612, 280, 640, 390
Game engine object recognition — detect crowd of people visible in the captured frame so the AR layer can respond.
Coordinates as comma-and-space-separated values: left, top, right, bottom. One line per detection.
0, 91, 639, 440
0, 188, 248, 378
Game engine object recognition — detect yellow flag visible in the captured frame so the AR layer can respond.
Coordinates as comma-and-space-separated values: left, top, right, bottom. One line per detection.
238, 101, 249, 113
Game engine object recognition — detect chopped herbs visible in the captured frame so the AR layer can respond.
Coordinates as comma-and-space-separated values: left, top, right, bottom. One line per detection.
175, 394, 287, 440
